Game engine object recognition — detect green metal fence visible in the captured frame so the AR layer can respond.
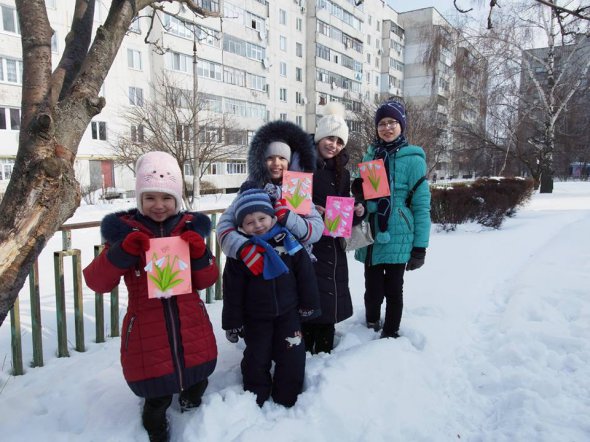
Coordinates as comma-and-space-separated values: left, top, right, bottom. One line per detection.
8, 209, 225, 376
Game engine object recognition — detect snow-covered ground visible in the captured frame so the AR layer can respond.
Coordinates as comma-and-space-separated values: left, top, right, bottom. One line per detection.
1, 182, 589, 442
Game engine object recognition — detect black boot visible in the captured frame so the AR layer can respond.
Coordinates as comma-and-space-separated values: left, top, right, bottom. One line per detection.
179, 379, 209, 412
143, 396, 172, 442
380, 330, 400, 339
366, 320, 381, 332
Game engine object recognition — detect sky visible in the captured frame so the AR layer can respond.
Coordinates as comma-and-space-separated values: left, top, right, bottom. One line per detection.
1, 182, 590, 441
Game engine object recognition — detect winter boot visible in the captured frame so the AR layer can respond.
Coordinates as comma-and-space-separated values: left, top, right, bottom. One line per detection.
380, 330, 400, 339
179, 379, 208, 412
147, 421, 169, 442
366, 321, 381, 332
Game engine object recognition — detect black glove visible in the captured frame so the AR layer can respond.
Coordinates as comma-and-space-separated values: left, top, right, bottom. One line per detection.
225, 327, 244, 343
406, 247, 426, 271
351, 177, 364, 200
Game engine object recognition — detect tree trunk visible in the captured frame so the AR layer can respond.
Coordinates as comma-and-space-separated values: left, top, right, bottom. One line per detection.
0, 0, 137, 326
539, 172, 554, 193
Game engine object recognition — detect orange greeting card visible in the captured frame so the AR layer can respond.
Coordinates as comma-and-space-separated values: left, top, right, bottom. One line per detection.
144, 237, 192, 299
358, 159, 390, 199
282, 171, 313, 215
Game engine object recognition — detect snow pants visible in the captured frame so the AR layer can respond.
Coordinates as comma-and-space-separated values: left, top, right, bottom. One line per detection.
364, 263, 405, 336
302, 322, 336, 354
241, 308, 305, 407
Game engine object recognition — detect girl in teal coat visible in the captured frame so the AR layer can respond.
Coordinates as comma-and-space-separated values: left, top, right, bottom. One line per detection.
353, 100, 431, 338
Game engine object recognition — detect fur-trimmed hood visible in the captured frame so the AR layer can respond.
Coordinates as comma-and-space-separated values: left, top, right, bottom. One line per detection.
247, 120, 316, 187
100, 209, 212, 244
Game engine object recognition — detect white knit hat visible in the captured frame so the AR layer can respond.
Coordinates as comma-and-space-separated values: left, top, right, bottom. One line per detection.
135, 151, 183, 215
264, 141, 292, 163
314, 102, 349, 146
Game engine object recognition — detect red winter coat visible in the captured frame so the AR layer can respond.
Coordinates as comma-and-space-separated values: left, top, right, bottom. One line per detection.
83, 209, 218, 398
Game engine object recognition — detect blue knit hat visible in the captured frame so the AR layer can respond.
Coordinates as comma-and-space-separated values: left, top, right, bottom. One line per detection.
234, 189, 276, 226
375, 100, 406, 134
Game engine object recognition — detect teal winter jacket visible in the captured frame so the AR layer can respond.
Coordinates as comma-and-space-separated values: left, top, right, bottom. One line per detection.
354, 143, 431, 265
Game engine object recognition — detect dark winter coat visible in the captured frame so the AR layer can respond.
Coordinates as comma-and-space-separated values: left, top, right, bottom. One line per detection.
83, 209, 218, 399
221, 232, 321, 329
309, 149, 355, 324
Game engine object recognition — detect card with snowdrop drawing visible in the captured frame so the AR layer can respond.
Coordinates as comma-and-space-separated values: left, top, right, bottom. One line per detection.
323, 196, 355, 238
282, 171, 313, 215
145, 237, 192, 299
358, 159, 390, 199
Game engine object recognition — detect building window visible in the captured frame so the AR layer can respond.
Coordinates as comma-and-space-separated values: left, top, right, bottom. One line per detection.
127, 49, 142, 70
280, 36, 287, 52
167, 51, 191, 73
128, 87, 144, 106
296, 115, 303, 126
279, 88, 287, 102
0, 107, 20, 130
51, 33, 58, 53
296, 18, 302, 31
91, 121, 107, 140
131, 125, 144, 142
0, 57, 23, 84
279, 113, 287, 121
1, 158, 14, 180
204, 163, 219, 175
226, 161, 247, 174
176, 124, 191, 142
1, 6, 19, 34
279, 9, 287, 25
280, 62, 287, 77
129, 18, 141, 33
296, 43, 303, 57
296, 67, 302, 82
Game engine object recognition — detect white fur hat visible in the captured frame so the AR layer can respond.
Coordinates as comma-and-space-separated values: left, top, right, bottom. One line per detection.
314, 102, 349, 146
135, 151, 183, 215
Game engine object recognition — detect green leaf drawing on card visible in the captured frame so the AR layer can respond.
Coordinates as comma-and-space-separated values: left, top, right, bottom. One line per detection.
324, 215, 342, 232
146, 253, 185, 291
367, 164, 381, 192
285, 180, 305, 208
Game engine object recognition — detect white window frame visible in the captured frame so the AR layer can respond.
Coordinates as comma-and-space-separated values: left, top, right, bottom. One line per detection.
128, 87, 144, 106
0, 57, 23, 84
127, 49, 142, 71
1, 5, 19, 34
91, 121, 107, 140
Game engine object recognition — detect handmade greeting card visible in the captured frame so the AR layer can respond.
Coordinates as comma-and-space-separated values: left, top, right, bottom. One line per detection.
144, 237, 192, 299
358, 159, 390, 199
282, 171, 313, 215
323, 196, 355, 238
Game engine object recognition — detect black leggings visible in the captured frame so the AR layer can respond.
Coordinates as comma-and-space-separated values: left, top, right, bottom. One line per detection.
302, 323, 335, 354
364, 263, 405, 335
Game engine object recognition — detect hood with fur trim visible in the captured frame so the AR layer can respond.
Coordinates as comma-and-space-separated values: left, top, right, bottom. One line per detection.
100, 209, 211, 244
247, 120, 316, 187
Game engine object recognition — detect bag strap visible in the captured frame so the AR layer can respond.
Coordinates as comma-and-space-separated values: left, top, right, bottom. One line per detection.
405, 176, 427, 208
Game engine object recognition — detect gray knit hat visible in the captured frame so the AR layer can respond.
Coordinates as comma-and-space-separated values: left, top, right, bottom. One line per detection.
264, 141, 291, 163
314, 102, 349, 145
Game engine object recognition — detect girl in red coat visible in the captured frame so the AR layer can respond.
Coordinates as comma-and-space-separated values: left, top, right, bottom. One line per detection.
83, 151, 218, 442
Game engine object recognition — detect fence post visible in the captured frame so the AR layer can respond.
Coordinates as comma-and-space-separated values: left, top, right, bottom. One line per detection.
29, 261, 43, 367
54, 251, 70, 358
93, 245, 105, 343
72, 249, 85, 352
9, 297, 23, 375
110, 287, 119, 338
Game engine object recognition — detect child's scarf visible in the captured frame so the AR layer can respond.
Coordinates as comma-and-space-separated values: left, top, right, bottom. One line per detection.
249, 223, 303, 280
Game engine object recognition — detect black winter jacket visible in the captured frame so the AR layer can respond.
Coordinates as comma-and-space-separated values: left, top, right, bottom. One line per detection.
221, 233, 321, 329
309, 150, 356, 324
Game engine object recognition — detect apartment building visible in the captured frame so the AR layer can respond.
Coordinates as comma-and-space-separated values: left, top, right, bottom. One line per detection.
0, 1, 486, 197
400, 7, 488, 180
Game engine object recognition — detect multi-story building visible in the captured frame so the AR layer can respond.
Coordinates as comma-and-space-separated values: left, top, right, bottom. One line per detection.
0, 1, 486, 198
399, 7, 487, 180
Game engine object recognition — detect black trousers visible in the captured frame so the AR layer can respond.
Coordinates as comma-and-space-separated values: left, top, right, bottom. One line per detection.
142, 379, 208, 433
302, 323, 335, 354
241, 308, 305, 407
364, 263, 405, 335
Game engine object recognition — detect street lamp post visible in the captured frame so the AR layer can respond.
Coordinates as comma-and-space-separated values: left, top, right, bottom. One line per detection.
192, 36, 200, 206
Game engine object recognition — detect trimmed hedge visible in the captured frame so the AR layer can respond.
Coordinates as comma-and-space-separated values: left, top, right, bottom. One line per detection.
431, 177, 535, 230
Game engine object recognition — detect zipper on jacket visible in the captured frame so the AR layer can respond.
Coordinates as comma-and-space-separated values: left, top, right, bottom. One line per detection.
398, 208, 412, 231
332, 237, 338, 323
165, 298, 185, 391
124, 315, 136, 351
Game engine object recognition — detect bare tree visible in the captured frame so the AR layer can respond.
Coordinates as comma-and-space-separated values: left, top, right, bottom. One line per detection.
454, 0, 590, 30
0, 1, 219, 326
113, 74, 245, 207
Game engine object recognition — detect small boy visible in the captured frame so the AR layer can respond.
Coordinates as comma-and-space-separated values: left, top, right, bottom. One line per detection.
222, 189, 321, 407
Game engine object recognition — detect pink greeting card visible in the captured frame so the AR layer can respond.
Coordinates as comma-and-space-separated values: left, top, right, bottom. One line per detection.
358, 159, 390, 199
282, 171, 313, 215
323, 196, 355, 238
144, 237, 192, 299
